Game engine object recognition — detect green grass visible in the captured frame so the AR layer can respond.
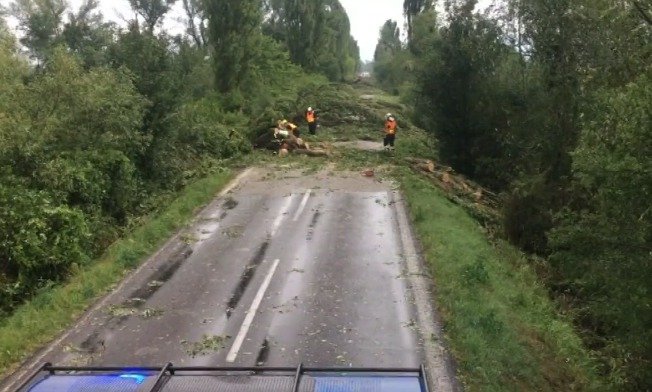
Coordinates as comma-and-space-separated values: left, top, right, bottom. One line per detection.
397, 168, 601, 391
0, 169, 233, 376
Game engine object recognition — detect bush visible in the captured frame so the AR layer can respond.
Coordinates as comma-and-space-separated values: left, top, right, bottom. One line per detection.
503, 175, 554, 255
0, 180, 89, 311
35, 150, 140, 221
175, 97, 250, 159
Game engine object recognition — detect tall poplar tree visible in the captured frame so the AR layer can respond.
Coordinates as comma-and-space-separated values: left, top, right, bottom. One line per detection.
403, 0, 434, 41
203, 0, 262, 95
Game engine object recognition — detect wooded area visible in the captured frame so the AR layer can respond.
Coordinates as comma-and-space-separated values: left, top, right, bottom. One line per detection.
0, 0, 358, 319
375, 0, 650, 389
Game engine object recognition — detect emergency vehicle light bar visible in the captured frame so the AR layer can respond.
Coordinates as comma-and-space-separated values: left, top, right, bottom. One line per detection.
17, 362, 430, 392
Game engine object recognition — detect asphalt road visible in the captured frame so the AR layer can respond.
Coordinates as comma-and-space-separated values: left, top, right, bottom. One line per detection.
1, 167, 456, 391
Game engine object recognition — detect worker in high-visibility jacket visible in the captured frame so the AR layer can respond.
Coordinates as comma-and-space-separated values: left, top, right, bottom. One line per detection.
306, 106, 318, 135
384, 113, 398, 151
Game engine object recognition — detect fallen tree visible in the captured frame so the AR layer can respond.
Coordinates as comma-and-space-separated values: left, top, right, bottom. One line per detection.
405, 157, 501, 232
253, 128, 332, 157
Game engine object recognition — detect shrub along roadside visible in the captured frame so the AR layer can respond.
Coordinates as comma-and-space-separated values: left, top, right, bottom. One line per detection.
397, 167, 601, 391
0, 169, 233, 377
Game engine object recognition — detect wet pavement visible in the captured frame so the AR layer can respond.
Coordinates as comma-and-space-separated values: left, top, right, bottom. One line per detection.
1, 168, 457, 391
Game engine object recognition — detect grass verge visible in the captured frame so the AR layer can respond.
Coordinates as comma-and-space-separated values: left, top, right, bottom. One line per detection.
0, 169, 233, 377
397, 167, 601, 391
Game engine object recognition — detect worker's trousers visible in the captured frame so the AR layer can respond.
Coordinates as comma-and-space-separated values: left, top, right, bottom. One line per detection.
384, 134, 395, 147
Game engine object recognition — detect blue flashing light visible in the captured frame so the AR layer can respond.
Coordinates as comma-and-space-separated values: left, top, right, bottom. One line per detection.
27, 373, 152, 391
119, 374, 147, 384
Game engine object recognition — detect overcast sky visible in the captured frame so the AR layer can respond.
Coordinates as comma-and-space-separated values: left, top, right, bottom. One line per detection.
7, 0, 493, 62
339, 0, 404, 61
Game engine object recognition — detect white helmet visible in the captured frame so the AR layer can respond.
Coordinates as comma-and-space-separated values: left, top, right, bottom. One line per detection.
386, 113, 392, 119
308, 107, 313, 112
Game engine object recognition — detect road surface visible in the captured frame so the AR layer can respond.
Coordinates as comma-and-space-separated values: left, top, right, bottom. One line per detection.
1, 167, 456, 391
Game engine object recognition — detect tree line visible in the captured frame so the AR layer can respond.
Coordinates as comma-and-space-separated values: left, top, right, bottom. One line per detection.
0, 0, 359, 318
375, 0, 650, 388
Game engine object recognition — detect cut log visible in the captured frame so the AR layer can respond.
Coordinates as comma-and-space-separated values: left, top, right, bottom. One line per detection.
293, 149, 330, 157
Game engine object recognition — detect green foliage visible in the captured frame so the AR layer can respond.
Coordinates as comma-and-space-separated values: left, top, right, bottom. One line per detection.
35, 151, 141, 222
108, 28, 178, 138
128, 0, 176, 32
549, 73, 652, 389
173, 38, 213, 100
263, 0, 360, 81
62, 0, 116, 68
0, 180, 90, 312
107, 28, 197, 187
397, 0, 650, 387
373, 19, 410, 94
515, 0, 581, 181
0, 27, 29, 137
242, 35, 307, 125
203, 0, 262, 97
503, 175, 555, 255
403, 0, 434, 41
180, 0, 206, 47
9, 0, 67, 64
28, 50, 147, 158
411, 6, 529, 183
174, 97, 251, 159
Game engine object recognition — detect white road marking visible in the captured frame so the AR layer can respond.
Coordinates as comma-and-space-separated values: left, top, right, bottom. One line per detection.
270, 195, 295, 237
226, 259, 281, 363
293, 189, 312, 221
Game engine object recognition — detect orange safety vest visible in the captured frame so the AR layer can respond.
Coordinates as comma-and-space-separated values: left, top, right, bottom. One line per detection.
385, 119, 397, 135
306, 111, 316, 123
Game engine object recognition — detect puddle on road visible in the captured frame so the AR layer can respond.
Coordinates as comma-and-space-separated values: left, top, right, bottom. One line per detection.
223, 197, 239, 210
222, 225, 245, 239
79, 331, 103, 354
226, 241, 269, 318
196, 221, 221, 242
